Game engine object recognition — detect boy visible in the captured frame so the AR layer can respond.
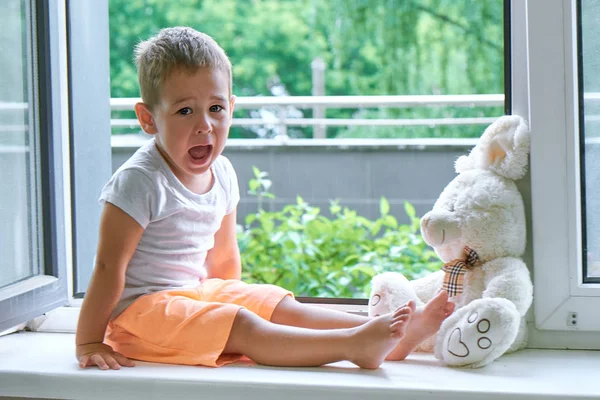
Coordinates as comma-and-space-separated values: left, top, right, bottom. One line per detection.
76, 27, 454, 370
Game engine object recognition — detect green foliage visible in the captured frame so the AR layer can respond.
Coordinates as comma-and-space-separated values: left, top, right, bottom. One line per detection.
109, 0, 504, 139
237, 168, 442, 298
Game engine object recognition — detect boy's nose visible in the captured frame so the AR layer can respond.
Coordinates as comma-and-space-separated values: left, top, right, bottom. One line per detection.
195, 114, 212, 134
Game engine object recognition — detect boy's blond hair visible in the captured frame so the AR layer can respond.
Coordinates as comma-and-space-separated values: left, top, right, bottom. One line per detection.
134, 27, 232, 109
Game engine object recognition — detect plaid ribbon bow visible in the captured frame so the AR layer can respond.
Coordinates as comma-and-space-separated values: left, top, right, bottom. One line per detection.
441, 246, 480, 297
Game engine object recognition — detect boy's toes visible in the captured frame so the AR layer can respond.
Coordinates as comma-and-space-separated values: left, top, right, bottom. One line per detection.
393, 306, 412, 318
391, 314, 410, 335
392, 312, 411, 324
390, 316, 409, 335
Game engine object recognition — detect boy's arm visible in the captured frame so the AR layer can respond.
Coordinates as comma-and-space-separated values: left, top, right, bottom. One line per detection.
205, 209, 242, 280
76, 202, 144, 369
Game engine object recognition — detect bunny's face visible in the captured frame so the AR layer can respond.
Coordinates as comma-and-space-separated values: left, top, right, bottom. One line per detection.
421, 169, 526, 263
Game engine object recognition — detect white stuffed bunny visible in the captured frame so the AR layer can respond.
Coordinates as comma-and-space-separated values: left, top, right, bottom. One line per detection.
369, 115, 533, 368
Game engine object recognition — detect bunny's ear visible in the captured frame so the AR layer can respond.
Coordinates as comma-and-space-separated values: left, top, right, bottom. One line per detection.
455, 115, 530, 180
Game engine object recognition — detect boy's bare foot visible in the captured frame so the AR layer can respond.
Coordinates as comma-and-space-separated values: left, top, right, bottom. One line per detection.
386, 290, 455, 361
349, 304, 413, 369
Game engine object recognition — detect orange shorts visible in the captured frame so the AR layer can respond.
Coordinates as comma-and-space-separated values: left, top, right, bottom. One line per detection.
105, 279, 293, 367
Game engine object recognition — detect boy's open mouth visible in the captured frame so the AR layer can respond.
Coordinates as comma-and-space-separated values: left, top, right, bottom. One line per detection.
188, 145, 212, 161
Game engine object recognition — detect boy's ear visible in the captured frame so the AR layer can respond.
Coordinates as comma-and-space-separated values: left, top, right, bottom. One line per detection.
229, 95, 236, 118
134, 102, 158, 134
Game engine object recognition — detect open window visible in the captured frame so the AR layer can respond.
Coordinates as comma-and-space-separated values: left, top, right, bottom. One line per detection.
5, 0, 600, 350
0, 0, 70, 332
517, 0, 600, 342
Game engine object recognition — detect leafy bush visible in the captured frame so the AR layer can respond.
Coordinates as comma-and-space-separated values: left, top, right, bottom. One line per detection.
237, 167, 442, 298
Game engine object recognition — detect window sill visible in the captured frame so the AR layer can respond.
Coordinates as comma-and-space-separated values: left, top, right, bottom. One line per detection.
0, 332, 599, 400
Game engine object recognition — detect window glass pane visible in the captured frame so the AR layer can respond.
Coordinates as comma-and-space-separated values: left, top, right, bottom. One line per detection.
0, 0, 40, 288
106, 0, 504, 298
581, 0, 600, 280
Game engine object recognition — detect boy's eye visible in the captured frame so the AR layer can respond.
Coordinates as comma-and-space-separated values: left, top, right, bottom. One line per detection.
210, 105, 224, 112
177, 107, 192, 115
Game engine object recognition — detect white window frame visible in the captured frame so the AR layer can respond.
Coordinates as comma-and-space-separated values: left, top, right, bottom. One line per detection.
515, 0, 600, 343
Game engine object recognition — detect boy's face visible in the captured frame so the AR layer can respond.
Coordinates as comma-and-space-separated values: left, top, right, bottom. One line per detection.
136, 67, 235, 183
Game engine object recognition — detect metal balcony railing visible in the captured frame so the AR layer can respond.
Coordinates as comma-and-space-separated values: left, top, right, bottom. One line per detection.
109, 94, 505, 138
4, 92, 600, 139
0, 94, 508, 138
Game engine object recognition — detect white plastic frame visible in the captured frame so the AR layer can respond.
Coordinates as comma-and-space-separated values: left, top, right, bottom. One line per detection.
515, 0, 600, 333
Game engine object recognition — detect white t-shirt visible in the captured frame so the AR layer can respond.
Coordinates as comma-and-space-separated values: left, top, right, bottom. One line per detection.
99, 139, 240, 318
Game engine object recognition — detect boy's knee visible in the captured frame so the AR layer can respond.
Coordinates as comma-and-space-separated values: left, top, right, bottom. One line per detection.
225, 309, 264, 355
232, 308, 261, 336
223, 308, 254, 354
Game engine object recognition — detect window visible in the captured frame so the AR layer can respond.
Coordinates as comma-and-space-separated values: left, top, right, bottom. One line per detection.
3, 0, 600, 350
524, 0, 600, 339
0, 0, 69, 332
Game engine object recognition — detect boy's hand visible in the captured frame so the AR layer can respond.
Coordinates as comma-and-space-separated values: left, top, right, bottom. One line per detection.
76, 342, 135, 370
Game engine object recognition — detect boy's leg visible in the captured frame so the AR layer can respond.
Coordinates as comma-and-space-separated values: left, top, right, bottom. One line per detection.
202, 279, 453, 362
223, 306, 411, 369
105, 286, 417, 368
270, 291, 455, 361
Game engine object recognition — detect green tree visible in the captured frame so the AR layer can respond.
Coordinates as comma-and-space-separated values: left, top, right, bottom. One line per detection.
109, 0, 504, 139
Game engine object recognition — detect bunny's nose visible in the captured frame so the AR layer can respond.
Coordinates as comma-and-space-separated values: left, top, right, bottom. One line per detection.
421, 214, 460, 247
